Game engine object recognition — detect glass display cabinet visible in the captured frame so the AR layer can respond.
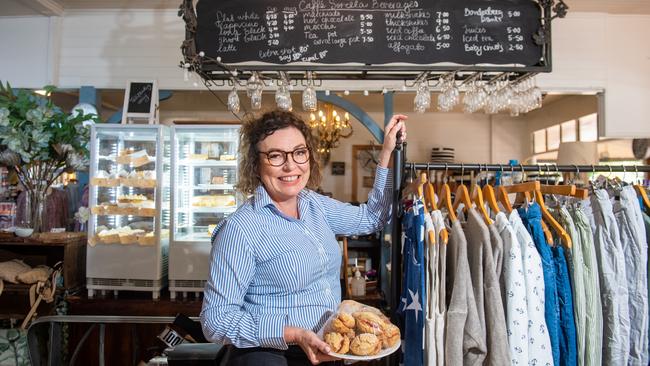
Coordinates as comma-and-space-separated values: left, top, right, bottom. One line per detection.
86, 124, 170, 300
169, 125, 240, 300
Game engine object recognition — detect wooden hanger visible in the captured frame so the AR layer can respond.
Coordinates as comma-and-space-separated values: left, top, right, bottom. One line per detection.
499, 176, 554, 244
635, 184, 650, 213
417, 172, 437, 246
470, 165, 493, 225
497, 185, 513, 213
483, 184, 501, 214
534, 188, 572, 249
439, 181, 457, 223
424, 166, 448, 244
572, 188, 589, 200
420, 168, 438, 212
402, 165, 420, 201
499, 181, 540, 211
540, 184, 576, 196
452, 166, 473, 216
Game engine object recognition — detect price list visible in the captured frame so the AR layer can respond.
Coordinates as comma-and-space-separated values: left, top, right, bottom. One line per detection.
282, 8, 297, 32
435, 11, 451, 50
360, 14, 375, 44
265, 8, 280, 47
506, 10, 524, 52
197, 0, 544, 66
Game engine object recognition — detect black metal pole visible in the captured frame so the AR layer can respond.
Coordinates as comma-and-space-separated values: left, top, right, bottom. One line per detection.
390, 137, 403, 321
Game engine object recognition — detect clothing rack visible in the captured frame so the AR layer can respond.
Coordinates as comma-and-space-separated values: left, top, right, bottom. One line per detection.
388, 148, 650, 317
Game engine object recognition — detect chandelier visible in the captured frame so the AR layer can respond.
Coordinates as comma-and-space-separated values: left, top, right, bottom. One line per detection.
308, 104, 353, 161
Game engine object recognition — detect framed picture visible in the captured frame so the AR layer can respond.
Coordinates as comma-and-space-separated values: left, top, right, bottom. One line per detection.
352, 144, 382, 202
362, 176, 375, 188
331, 162, 345, 175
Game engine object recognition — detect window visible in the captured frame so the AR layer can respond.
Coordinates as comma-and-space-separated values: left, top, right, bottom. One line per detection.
579, 113, 598, 142
561, 120, 577, 142
534, 129, 546, 154
547, 125, 561, 150
532, 113, 599, 155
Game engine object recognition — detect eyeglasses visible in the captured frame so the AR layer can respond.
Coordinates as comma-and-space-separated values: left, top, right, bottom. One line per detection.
258, 147, 310, 167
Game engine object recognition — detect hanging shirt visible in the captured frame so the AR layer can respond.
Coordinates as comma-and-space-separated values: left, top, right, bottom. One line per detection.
463, 209, 510, 365
552, 245, 578, 366
424, 211, 437, 366
201, 167, 392, 349
509, 209, 554, 366
494, 211, 529, 366
488, 222, 506, 304
591, 189, 630, 365
570, 204, 603, 366
445, 219, 487, 366
556, 207, 587, 366
431, 210, 447, 366
399, 203, 426, 366
615, 185, 649, 365
518, 203, 561, 366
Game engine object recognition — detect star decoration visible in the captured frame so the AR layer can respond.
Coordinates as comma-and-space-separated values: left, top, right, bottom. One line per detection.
405, 289, 423, 322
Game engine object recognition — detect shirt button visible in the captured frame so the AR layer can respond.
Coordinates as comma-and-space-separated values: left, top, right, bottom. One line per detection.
325, 288, 331, 295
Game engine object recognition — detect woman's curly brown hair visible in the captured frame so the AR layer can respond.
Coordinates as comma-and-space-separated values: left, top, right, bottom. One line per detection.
237, 110, 322, 195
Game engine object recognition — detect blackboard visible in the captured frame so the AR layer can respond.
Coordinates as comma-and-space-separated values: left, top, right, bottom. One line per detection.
196, 0, 544, 67
127, 82, 154, 114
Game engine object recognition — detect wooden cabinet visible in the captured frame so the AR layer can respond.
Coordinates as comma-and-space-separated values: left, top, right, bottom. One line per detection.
0, 235, 86, 319
339, 235, 384, 307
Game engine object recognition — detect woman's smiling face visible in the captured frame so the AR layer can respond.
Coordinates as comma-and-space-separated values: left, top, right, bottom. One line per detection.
257, 126, 311, 203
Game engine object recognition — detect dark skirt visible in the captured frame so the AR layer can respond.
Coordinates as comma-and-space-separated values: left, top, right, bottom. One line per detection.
225, 345, 343, 366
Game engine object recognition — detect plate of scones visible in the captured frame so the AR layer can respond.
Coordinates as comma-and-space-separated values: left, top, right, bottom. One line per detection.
318, 300, 400, 360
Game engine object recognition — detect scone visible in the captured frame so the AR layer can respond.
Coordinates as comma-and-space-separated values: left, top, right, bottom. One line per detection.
324, 332, 350, 354
350, 333, 381, 356
353, 311, 385, 336
381, 323, 400, 348
330, 313, 355, 337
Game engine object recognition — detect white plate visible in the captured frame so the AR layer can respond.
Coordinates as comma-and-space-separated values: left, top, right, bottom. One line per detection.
328, 339, 400, 361
317, 328, 401, 361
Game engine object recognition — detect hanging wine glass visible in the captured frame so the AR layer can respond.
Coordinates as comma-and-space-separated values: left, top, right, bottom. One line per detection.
227, 87, 240, 114
302, 85, 317, 112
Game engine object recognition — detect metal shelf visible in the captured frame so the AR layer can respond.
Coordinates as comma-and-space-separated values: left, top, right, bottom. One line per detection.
177, 160, 237, 167
185, 207, 237, 214
182, 184, 235, 190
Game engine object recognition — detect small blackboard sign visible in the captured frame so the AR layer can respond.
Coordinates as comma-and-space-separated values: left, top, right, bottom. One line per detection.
127, 82, 154, 114
195, 0, 545, 67
122, 80, 159, 124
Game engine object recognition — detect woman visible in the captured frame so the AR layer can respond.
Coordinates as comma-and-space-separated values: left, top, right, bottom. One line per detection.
201, 110, 407, 365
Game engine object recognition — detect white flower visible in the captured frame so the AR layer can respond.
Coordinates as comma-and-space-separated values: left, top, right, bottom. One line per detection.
74, 207, 90, 223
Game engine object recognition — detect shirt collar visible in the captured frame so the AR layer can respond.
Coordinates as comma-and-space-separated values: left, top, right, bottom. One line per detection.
252, 185, 311, 216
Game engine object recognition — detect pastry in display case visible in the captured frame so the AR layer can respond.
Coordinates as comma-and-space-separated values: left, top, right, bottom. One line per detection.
169, 125, 240, 300
86, 124, 170, 300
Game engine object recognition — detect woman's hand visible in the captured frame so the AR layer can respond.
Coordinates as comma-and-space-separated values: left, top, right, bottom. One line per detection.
378, 114, 408, 168
285, 326, 339, 364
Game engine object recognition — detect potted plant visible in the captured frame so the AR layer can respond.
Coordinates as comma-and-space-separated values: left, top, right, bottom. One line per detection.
0, 82, 98, 233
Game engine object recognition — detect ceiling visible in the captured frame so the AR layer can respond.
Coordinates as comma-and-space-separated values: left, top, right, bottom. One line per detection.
2, 0, 650, 16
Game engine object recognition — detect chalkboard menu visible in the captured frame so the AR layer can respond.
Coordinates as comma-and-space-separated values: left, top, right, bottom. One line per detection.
196, 0, 544, 67
127, 82, 154, 114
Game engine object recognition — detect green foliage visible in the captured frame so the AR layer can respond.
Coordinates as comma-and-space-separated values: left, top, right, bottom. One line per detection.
0, 81, 98, 166
0, 328, 28, 366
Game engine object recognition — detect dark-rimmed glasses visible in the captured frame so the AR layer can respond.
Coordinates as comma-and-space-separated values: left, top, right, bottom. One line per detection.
258, 147, 310, 167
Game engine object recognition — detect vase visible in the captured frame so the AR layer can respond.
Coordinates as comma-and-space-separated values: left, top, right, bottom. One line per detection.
21, 189, 46, 234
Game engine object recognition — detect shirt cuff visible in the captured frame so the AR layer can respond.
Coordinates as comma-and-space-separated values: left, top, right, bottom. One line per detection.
256, 313, 288, 349
374, 166, 391, 190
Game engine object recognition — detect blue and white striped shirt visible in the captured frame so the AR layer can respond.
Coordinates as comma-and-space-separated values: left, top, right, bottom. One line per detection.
200, 167, 392, 349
